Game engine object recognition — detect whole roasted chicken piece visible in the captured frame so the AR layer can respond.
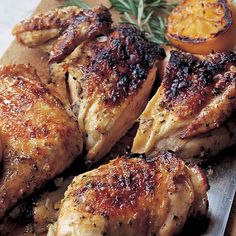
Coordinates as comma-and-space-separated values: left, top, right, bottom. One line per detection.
0, 64, 83, 220
59, 25, 165, 163
132, 49, 236, 161
48, 152, 208, 236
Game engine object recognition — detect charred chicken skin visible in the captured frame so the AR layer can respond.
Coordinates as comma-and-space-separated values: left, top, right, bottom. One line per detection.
0, 64, 83, 220
60, 25, 165, 163
132, 49, 236, 160
13, 6, 112, 63
49, 152, 208, 236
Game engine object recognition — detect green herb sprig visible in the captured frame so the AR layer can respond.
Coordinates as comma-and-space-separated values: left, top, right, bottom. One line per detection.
110, 0, 177, 44
64, 0, 178, 44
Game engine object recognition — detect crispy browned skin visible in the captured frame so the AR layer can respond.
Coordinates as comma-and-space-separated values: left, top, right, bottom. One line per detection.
67, 24, 165, 106
13, 6, 81, 46
59, 24, 165, 163
163, 50, 236, 138
13, 6, 112, 63
132, 49, 236, 160
52, 152, 208, 236
49, 6, 112, 63
0, 64, 83, 220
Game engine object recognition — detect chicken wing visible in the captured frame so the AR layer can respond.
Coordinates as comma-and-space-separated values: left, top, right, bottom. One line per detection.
49, 152, 208, 236
13, 6, 112, 63
13, 6, 81, 47
60, 25, 165, 163
0, 64, 83, 220
132, 49, 236, 161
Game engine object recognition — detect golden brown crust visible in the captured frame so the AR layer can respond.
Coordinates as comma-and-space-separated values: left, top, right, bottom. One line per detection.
0, 64, 83, 220
13, 6, 112, 63
49, 6, 112, 63
161, 50, 236, 138
13, 6, 81, 45
69, 24, 165, 107
73, 153, 160, 218
0, 63, 39, 81
13, 6, 79, 33
80, 151, 207, 215
56, 152, 209, 235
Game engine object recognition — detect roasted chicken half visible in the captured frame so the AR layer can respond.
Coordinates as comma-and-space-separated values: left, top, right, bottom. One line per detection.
0, 64, 83, 220
132, 49, 236, 161
13, 8, 165, 164
49, 152, 208, 236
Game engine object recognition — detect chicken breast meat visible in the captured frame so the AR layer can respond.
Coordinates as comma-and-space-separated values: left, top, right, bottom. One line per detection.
49, 152, 208, 236
132, 49, 236, 161
61, 25, 165, 163
0, 64, 83, 220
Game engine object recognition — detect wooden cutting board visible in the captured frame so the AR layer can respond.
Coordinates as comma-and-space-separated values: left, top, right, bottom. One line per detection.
0, 0, 235, 235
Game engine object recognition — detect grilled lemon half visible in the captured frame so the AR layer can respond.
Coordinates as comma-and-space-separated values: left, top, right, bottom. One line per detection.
166, 0, 236, 54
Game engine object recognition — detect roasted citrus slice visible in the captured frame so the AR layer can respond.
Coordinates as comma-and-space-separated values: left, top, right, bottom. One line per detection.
166, 0, 236, 54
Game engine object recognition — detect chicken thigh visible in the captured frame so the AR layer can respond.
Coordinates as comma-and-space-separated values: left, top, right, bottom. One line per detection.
49, 152, 208, 236
0, 64, 83, 220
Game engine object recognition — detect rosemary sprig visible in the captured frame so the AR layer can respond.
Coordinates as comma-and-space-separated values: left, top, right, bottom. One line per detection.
64, 0, 178, 44
112, 0, 178, 44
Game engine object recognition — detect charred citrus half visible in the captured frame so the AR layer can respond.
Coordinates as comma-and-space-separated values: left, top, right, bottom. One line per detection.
166, 0, 236, 54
